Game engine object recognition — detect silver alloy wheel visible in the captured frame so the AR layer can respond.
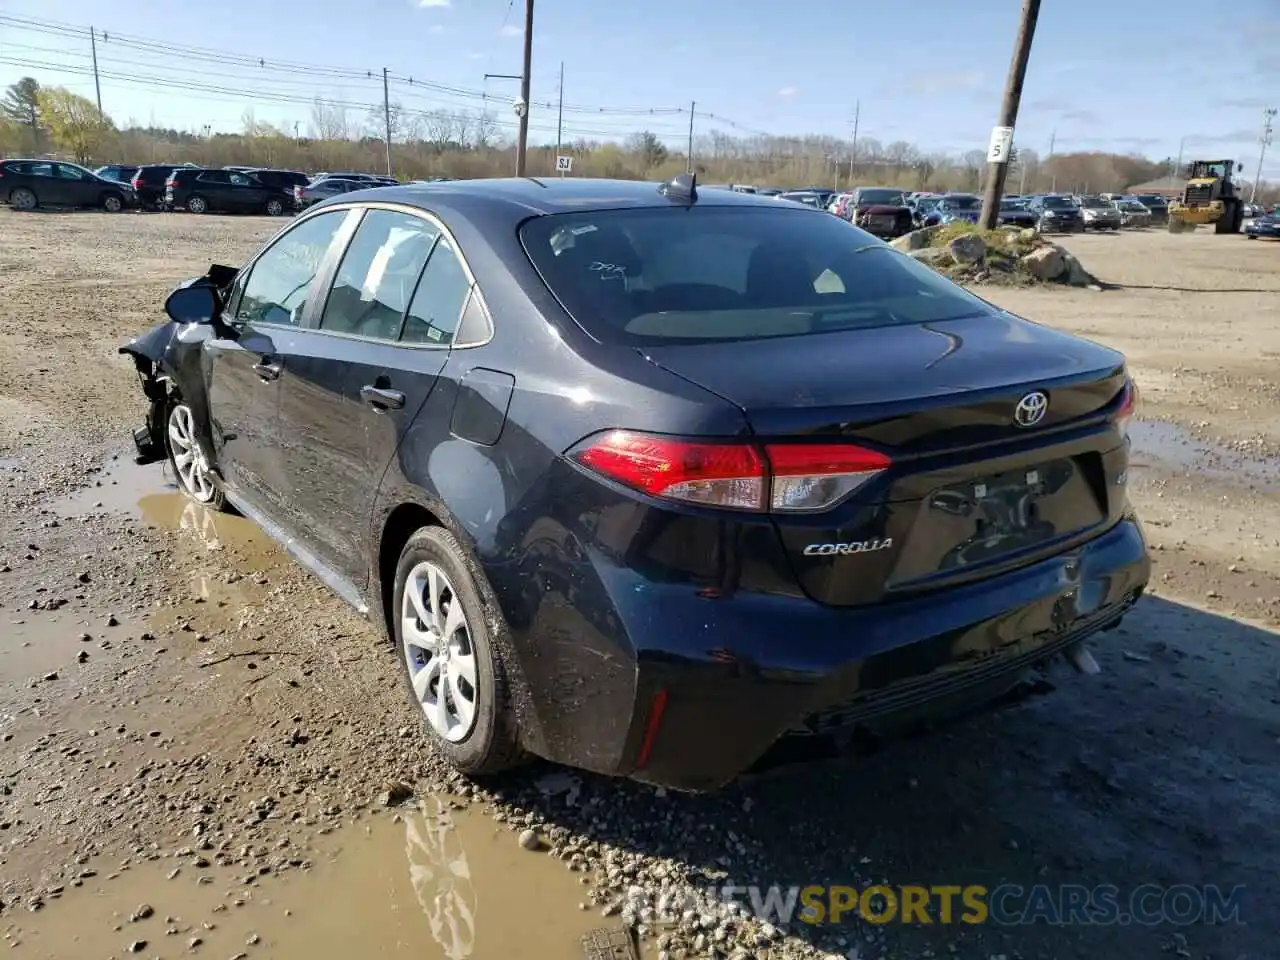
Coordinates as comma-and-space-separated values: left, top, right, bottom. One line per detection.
187, 196, 207, 214
10, 188, 35, 211
168, 404, 216, 503
401, 561, 478, 742
103, 194, 122, 212
266, 198, 283, 216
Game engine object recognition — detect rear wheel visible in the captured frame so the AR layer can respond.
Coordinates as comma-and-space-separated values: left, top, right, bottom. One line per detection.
393, 526, 522, 776
9, 187, 37, 211
101, 192, 124, 213
186, 194, 208, 214
265, 197, 285, 217
166, 401, 226, 510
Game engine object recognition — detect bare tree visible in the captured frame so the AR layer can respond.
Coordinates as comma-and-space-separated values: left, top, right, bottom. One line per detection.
309, 100, 350, 141
421, 109, 459, 150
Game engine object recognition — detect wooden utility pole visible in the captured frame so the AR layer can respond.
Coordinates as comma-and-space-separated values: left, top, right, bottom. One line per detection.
555, 61, 564, 171
90, 27, 103, 116
845, 100, 860, 189
382, 67, 392, 176
979, 0, 1041, 230
686, 102, 695, 173
515, 0, 534, 177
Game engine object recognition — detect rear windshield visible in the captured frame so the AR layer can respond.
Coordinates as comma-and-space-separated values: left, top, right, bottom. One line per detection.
519, 206, 995, 346
858, 188, 905, 205
942, 196, 980, 210
1041, 196, 1077, 209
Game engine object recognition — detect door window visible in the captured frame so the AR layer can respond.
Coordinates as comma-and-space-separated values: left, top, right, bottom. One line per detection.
319, 210, 439, 341
401, 237, 472, 346
235, 210, 348, 327
54, 164, 90, 180
229, 173, 253, 187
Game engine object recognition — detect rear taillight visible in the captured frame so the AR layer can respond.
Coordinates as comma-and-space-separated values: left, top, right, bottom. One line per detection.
131, 177, 142, 189
568, 430, 891, 513
1114, 377, 1139, 438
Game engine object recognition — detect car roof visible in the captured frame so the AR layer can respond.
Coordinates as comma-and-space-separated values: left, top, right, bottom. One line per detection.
329, 176, 797, 220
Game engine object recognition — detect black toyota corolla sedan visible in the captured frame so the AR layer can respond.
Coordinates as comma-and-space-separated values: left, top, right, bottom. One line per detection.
119, 174, 1150, 791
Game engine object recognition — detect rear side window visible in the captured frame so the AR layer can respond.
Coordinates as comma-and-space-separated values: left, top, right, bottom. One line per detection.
235, 210, 347, 327
319, 210, 439, 340
402, 237, 470, 345
520, 206, 995, 345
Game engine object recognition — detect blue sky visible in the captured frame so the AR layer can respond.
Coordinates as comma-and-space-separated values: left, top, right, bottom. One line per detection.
1, 0, 1277, 176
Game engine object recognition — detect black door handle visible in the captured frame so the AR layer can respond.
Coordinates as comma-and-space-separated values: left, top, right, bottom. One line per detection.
361, 384, 405, 410
252, 360, 281, 382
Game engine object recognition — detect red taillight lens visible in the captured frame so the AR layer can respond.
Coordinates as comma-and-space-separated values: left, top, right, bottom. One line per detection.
1114, 377, 1139, 438
568, 430, 891, 513
130, 177, 142, 189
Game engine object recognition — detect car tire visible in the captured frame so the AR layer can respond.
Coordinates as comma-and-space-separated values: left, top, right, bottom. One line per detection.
393, 525, 523, 777
265, 198, 285, 217
166, 400, 226, 511
9, 187, 37, 211
186, 195, 208, 214
101, 192, 124, 213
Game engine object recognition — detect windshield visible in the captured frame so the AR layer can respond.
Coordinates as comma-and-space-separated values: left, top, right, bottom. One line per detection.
1000, 199, 1025, 209
1041, 196, 1077, 209
1078, 198, 1108, 208
1122, 201, 1147, 211
857, 189, 905, 205
942, 196, 980, 211
520, 207, 996, 346
917, 197, 940, 210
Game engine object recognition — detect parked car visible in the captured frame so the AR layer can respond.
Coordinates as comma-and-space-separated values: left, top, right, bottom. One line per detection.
294, 177, 376, 210
1076, 196, 1122, 231
1027, 194, 1084, 233
934, 193, 983, 225
829, 192, 854, 218
242, 168, 310, 194
1244, 208, 1280, 239
1, 158, 136, 212
909, 195, 943, 228
848, 187, 913, 237
996, 198, 1039, 229
776, 190, 827, 209
119, 175, 1149, 792
1111, 198, 1152, 228
95, 164, 140, 184
130, 164, 179, 210
166, 168, 293, 216
1133, 195, 1170, 225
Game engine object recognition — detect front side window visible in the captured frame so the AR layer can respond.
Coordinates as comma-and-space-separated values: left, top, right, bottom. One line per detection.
236, 210, 347, 327
521, 206, 995, 346
319, 210, 439, 340
55, 163, 90, 180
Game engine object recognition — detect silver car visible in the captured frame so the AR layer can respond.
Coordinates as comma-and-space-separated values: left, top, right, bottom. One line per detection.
1111, 198, 1153, 228
1077, 196, 1122, 231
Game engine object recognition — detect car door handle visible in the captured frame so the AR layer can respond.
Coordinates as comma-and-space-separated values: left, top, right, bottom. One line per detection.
252, 360, 281, 382
361, 385, 405, 411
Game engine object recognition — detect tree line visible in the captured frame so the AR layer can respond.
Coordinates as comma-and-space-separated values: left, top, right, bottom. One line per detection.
3, 76, 1274, 203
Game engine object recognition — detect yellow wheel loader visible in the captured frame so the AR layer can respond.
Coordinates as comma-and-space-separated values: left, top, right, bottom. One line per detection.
1167, 160, 1246, 234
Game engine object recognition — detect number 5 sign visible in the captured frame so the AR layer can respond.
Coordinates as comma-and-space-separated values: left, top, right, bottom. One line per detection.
555, 155, 573, 173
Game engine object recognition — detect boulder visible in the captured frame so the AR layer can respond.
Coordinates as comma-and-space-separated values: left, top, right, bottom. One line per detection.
1018, 227, 1039, 244
1022, 245, 1065, 281
908, 247, 952, 267
946, 233, 987, 264
890, 226, 939, 252
1060, 249, 1103, 288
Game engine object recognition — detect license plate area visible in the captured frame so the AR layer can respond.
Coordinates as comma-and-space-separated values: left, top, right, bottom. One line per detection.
895, 457, 1105, 577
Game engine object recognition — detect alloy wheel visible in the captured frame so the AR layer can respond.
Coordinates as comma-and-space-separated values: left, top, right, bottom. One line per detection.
266, 199, 284, 216
104, 194, 122, 213
167, 404, 217, 503
401, 561, 479, 742
10, 188, 35, 211
187, 196, 207, 214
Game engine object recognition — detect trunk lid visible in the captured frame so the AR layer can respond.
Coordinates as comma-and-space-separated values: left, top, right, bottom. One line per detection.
639, 313, 1131, 606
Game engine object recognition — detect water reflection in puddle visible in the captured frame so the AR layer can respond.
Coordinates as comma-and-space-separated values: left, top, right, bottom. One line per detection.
53, 456, 177, 517
1128, 420, 1280, 492
4, 800, 613, 959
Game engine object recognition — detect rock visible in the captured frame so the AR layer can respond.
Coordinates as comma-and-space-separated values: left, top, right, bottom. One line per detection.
1018, 227, 1038, 243
77, 650, 89, 664
1022, 245, 1065, 281
1059, 249, 1102, 287
129, 904, 154, 922
908, 247, 952, 267
889, 226, 938, 252
518, 828, 541, 851
379, 781, 413, 807
946, 233, 987, 264
126, 941, 147, 953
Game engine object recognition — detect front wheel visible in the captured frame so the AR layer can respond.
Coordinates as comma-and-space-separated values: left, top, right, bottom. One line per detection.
166, 401, 226, 510
101, 192, 124, 213
9, 187, 37, 211
186, 195, 208, 214
393, 526, 522, 776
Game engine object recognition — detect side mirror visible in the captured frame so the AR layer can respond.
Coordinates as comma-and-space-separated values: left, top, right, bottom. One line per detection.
164, 284, 218, 325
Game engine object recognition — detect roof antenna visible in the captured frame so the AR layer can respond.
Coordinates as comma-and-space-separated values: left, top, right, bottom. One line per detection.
658, 172, 697, 203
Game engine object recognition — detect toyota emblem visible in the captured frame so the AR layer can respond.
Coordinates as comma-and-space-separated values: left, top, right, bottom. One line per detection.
1014, 391, 1048, 427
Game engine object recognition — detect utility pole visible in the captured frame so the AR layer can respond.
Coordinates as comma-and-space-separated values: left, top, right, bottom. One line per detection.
846, 100, 860, 189
555, 61, 564, 174
1173, 135, 1185, 181
382, 67, 392, 176
979, 0, 1041, 229
515, 0, 534, 177
1018, 145, 1028, 194
1252, 107, 1276, 203
686, 101, 695, 173
89, 27, 103, 116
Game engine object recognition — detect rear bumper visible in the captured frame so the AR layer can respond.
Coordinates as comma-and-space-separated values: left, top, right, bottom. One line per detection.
525, 516, 1149, 792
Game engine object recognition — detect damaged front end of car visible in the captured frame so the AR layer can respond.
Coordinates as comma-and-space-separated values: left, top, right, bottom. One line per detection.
117, 264, 237, 465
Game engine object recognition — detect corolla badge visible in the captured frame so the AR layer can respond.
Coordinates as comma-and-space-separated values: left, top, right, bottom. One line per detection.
803, 538, 893, 556
1013, 391, 1049, 427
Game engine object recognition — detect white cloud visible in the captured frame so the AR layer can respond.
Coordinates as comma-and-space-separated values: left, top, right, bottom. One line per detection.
777, 86, 798, 98
500, 23, 522, 37
429, 23, 445, 32
417, 0, 450, 6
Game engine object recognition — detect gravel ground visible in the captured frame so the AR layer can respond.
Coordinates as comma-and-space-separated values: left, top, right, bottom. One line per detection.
1, 210, 1277, 960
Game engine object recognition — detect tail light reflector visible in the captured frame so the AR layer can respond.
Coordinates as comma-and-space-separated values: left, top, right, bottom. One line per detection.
130, 177, 142, 189
568, 430, 891, 514
1114, 377, 1139, 438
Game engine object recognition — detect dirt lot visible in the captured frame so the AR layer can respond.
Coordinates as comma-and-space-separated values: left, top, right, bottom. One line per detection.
1, 210, 1278, 960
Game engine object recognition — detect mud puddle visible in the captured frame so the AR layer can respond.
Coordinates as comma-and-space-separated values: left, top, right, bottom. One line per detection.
1128, 419, 1280, 492
53, 455, 178, 518
3, 799, 618, 959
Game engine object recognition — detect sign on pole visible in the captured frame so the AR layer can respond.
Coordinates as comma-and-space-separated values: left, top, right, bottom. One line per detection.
987, 126, 1015, 164
555, 155, 573, 174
